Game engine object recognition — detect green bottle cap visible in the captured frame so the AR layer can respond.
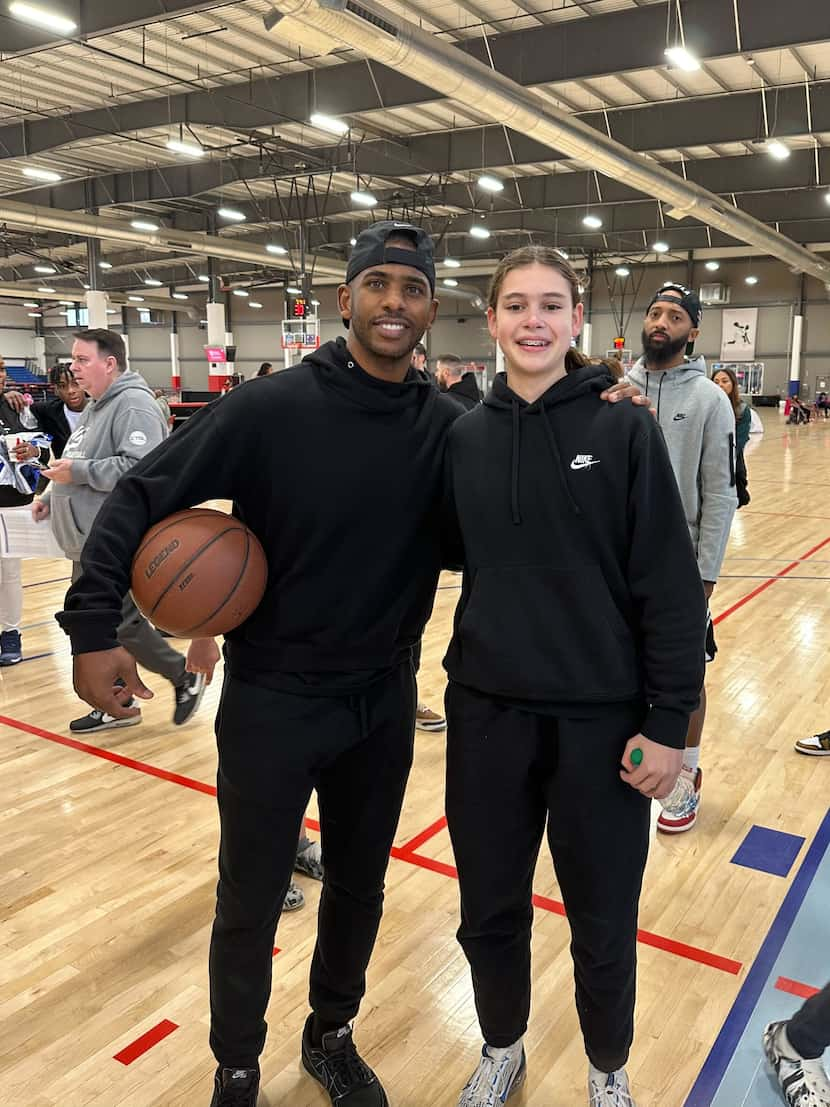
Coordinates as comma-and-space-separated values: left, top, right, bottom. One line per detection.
631, 748, 643, 766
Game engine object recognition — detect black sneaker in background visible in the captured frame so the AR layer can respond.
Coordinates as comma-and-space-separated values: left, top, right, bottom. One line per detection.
173, 671, 206, 726
209, 1066, 259, 1107
301, 1015, 388, 1105
69, 700, 141, 733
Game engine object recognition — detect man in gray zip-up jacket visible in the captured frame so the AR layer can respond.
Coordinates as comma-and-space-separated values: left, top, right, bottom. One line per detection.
32, 328, 205, 733
627, 283, 737, 835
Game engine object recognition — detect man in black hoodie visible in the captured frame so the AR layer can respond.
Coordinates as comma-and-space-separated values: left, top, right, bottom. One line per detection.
53, 224, 647, 1107
436, 354, 481, 411
55, 222, 460, 1107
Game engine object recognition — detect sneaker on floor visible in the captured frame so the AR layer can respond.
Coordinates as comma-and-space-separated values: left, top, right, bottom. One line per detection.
283, 880, 305, 912
763, 1021, 830, 1106
209, 1066, 260, 1107
795, 730, 830, 756
301, 1015, 388, 1105
295, 839, 324, 881
457, 1041, 526, 1107
657, 765, 702, 834
0, 629, 22, 666
69, 701, 141, 733
416, 701, 446, 732
588, 1068, 637, 1106
173, 671, 206, 726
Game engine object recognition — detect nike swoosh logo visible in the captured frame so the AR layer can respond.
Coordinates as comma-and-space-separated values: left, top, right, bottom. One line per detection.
570, 460, 599, 470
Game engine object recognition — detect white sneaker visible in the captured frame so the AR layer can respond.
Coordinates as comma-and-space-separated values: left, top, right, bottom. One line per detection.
763, 1021, 830, 1105
457, 1041, 526, 1107
588, 1068, 637, 1106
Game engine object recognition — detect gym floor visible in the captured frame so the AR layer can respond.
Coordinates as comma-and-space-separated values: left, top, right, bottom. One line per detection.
2, 405, 829, 1106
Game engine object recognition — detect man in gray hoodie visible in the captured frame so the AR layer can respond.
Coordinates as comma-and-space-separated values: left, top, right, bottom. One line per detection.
32, 329, 205, 733
627, 283, 737, 833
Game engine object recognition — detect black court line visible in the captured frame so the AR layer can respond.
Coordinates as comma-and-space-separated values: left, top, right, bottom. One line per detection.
23, 575, 70, 589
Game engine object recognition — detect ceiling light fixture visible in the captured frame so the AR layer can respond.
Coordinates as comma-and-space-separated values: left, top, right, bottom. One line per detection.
34, 264, 56, 274
37, 286, 55, 293
9, 2, 76, 34
22, 166, 62, 182
249, 301, 263, 309
705, 260, 720, 271
469, 224, 491, 239
27, 311, 43, 317
266, 244, 288, 255
745, 275, 759, 285
615, 266, 630, 277
350, 190, 377, 207
171, 292, 189, 300
443, 278, 459, 287
477, 174, 504, 193
217, 207, 246, 221
198, 274, 211, 282
349, 237, 357, 247
23, 301, 39, 308
144, 278, 163, 287
128, 295, 145, 302
582, 214, 602, 229
443, 257, 461, 268
131, 219, 159, 232
309, 112, 349, 136
652, 241, 670, 253
166, 138, 204, 158
232, 288, 249, 297
766, 140, 790, 160
664, 46, 701, 71
286, 285, 302, 294
99, 261, 113, 270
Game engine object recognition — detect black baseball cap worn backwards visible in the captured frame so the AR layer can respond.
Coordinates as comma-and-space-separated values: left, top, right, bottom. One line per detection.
646, 281, 702, 328
346, 221, 436, 293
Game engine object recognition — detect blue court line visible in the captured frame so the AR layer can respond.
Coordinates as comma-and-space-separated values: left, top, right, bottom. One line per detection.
23, 575, 70, 589
684, 807, 830, 1106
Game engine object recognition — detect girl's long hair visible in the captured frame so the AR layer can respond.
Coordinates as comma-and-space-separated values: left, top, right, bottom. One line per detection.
712, 367, 741, 419
487, 246, 619, 377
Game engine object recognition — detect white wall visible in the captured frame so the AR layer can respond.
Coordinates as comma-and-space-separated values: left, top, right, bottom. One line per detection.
0, 303, 36, 363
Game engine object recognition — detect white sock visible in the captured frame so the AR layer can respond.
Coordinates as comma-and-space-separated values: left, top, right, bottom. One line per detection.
682, 746, 700, 773
486, 1037, 522, 1060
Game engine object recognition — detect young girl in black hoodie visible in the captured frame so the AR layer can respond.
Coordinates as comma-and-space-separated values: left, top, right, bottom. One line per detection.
444, 247, 707, 1107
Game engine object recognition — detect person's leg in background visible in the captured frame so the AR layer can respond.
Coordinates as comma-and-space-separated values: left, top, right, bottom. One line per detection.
764, 982, 830, 1106
0, 555, 23, 665
413, 637, 446, 732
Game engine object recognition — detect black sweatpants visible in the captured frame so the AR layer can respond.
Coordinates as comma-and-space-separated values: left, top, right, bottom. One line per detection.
788, 981, 830, 1059
209, 663, 416, 1068
445, 682, 650, 1073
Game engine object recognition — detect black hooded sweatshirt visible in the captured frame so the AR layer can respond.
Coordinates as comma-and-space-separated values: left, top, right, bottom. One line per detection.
57, 338, 462, 687
443, 364, 706, 748
445, 372, 481, 411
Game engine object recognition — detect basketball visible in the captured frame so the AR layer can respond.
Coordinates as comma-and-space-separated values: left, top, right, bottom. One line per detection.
130, 508, 268, 637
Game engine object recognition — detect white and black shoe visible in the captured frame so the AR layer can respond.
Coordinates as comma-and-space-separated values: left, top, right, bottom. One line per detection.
457, 1041, 526, 1106
209, 1066, 259, 1106
69, 700, 141, 733
173, 671, 206, 726
588, 1067, 637, 1106
763, 1021, 830, 1106
301, 1015, 388, 1105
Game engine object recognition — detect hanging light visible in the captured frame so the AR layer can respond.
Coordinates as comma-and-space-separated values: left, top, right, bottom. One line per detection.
705, 260, 720, 271
582, 214, 602, 229
652, 241, 670, 253
664, 46, 701, 71
309, 112, 349, 136
131, 219, 159, 232
350, 190, 377, 207
469, 224, 491, 239
22, 166, 62, 182
477, 175, 504, 193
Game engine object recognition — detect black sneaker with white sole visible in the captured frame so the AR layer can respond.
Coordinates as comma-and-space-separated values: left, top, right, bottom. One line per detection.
69, 699, 141, 733
173, 671, 206, 726
301, 1015, 388, 1105
209, 1066, 259, 1106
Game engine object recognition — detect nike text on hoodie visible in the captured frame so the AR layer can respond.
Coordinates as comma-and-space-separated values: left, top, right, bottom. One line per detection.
443, 365, 706, 749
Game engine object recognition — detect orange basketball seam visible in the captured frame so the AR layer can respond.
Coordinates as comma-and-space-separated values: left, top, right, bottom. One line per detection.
180, 531, 256, 637
132, 508, 224, 565
144, 527, 242, 624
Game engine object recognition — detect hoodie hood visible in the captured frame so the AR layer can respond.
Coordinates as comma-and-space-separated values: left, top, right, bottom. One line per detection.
93, 369, 157, 409
303, 337, 437, 414
483, 363, 616, 524
446, 372, 481, 408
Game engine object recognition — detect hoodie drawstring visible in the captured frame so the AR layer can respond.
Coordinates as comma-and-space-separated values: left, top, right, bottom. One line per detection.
348, 693, 369, 738
510, 398, 522, 525
539, 406, 582, 517
656, 371, 666, 422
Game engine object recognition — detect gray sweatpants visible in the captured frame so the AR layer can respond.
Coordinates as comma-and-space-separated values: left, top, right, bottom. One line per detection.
71, 562, 186, 687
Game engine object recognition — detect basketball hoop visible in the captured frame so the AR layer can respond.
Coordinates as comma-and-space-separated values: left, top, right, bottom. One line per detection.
281, 322, 320, 351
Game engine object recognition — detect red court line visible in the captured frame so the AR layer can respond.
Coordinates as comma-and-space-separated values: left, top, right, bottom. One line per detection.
714, 534, 830, 626
114, 1019, 178, 1065
8, 716, 742, 976
0, 715, 217, 797
776, 976, 821, 1000
400, 815, 448, 854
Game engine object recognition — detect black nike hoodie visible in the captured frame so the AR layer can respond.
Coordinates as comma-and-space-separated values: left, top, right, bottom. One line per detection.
57, 338, 462, 678
443, 364, 706, 748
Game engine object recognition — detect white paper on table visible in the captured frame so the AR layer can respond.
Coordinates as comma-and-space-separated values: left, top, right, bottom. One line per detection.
0, 506, 65, 559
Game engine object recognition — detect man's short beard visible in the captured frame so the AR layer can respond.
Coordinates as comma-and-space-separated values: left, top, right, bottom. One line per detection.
641, 328, 690, 366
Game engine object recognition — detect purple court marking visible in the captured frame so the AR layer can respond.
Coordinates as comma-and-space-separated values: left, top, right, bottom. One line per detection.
684, 808, 830, 1106
731, 825, 806, 878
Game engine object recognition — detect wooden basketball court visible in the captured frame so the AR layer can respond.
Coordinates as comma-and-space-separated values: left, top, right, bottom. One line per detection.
2, 406, 829, 1106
